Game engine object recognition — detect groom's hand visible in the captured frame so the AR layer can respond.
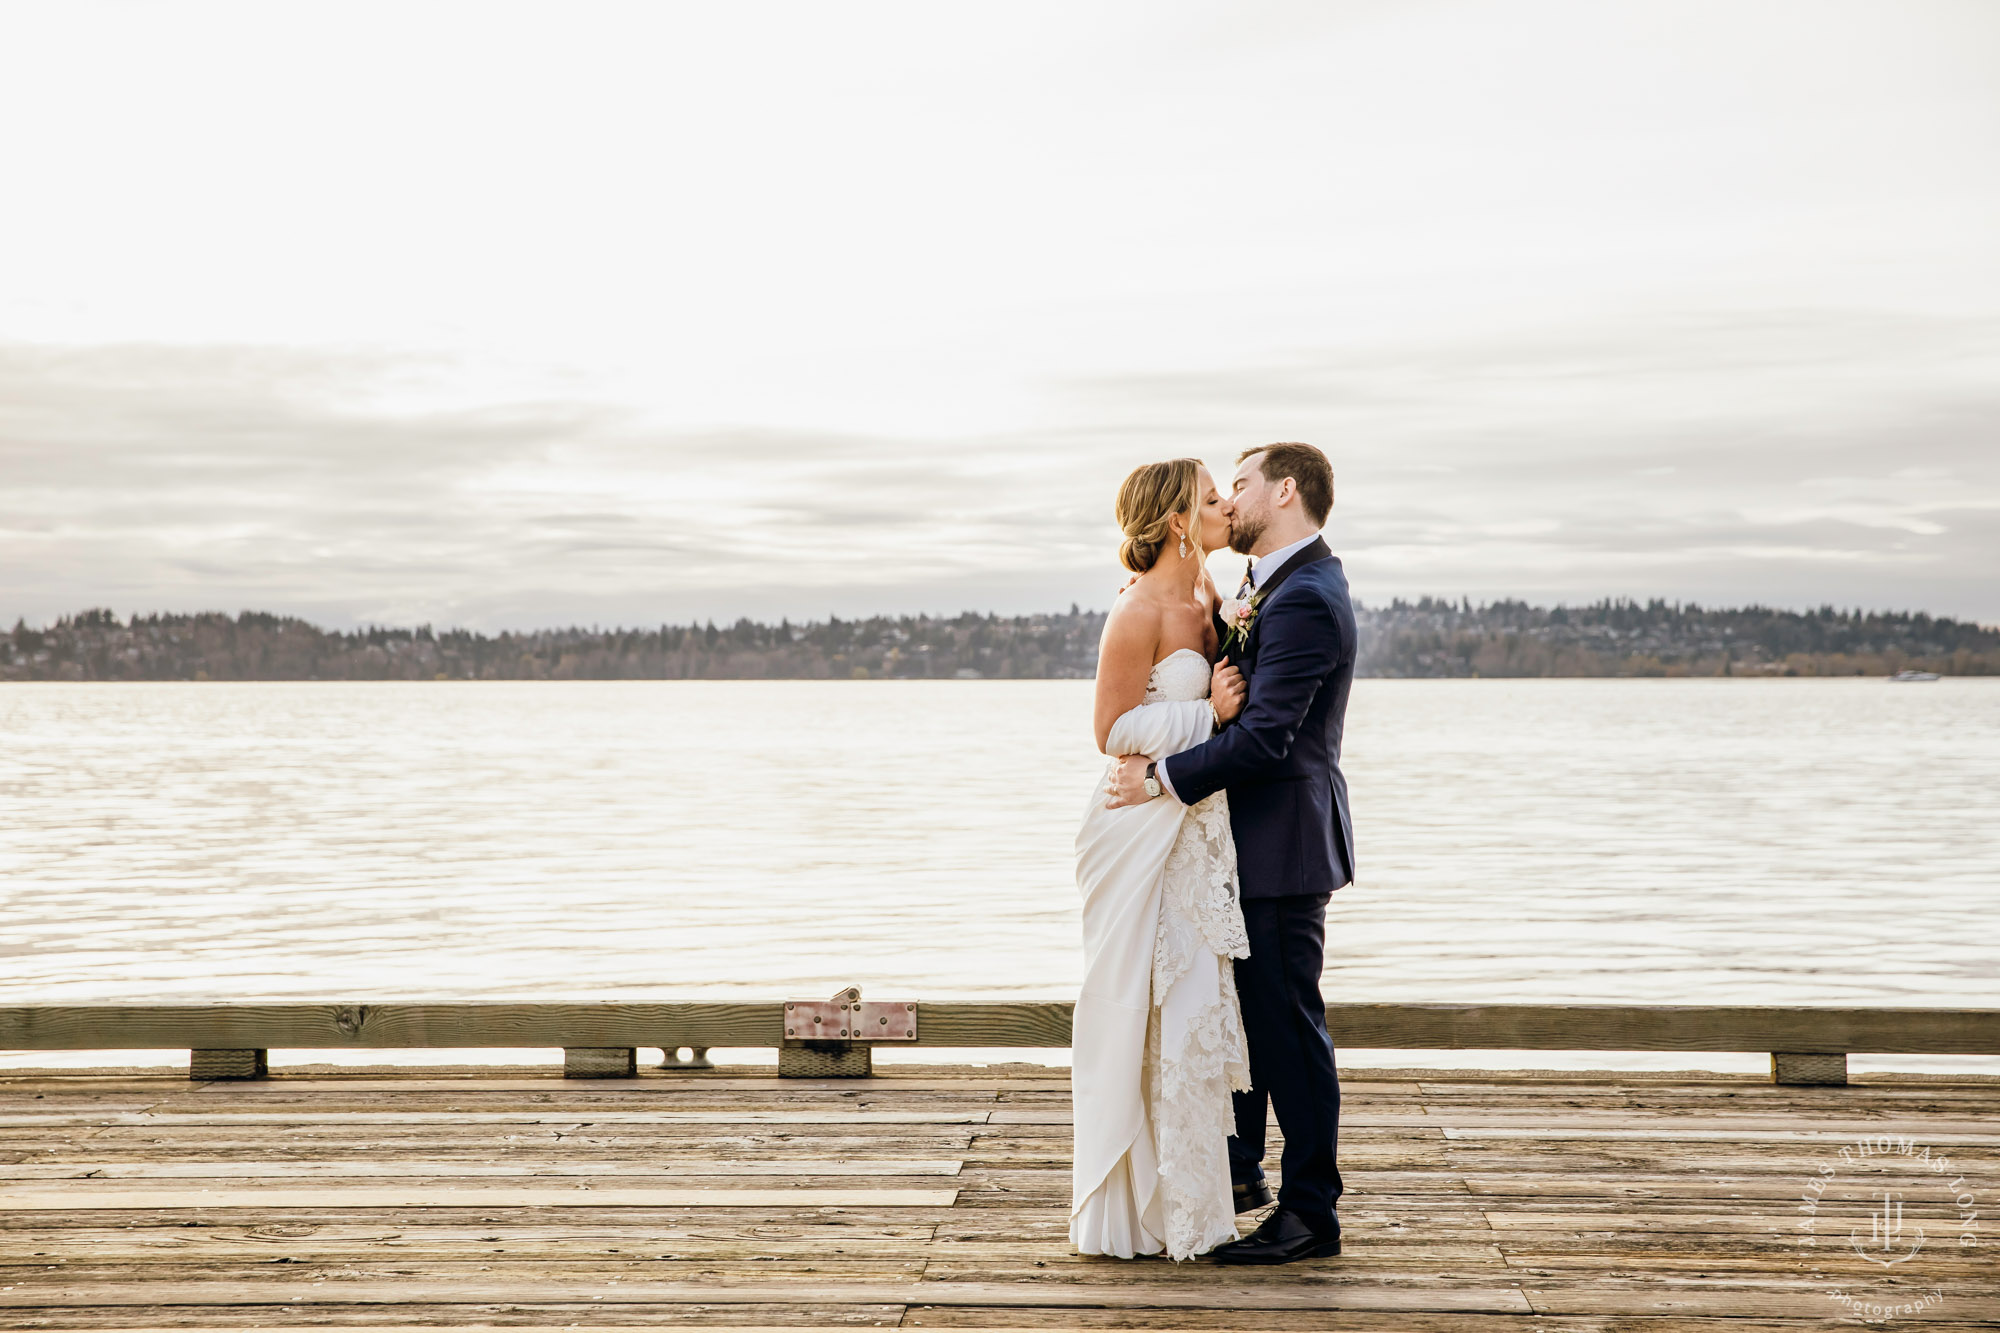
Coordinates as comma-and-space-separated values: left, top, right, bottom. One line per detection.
1211, 657, 1245, 723
1103, 754, 1153, 809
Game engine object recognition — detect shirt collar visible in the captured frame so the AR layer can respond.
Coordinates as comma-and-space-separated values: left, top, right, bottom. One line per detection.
1249, 532, 1321, 590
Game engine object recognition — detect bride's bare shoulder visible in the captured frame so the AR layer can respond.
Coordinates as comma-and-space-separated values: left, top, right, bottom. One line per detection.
1099, 584, 1164, 672
1102, 582, 1164, 636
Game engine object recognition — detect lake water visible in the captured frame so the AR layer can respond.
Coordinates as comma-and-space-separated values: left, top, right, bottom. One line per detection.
3, 679, 1996, 1073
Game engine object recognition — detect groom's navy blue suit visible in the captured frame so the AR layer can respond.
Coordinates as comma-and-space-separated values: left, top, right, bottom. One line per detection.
1161, 534, 1355, 1227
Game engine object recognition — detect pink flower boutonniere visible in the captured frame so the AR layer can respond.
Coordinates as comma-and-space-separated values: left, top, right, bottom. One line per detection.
1218, 594, 1260, 656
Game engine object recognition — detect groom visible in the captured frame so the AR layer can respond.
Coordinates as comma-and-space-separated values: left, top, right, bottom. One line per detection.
1106, 441, 1356, 1265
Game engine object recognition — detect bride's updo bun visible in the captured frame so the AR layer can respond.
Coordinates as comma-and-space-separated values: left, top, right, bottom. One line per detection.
1115, 458, 1202, 573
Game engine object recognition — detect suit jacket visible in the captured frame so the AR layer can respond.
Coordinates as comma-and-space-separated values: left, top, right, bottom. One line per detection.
1168, 537, 1356, 899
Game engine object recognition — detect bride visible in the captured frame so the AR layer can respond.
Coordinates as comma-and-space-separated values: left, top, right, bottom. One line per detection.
1071, 458, 1253, 1261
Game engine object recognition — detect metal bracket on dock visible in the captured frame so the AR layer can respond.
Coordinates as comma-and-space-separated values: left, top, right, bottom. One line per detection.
779, 987, 917, 1077
660, 1045, 714, 1070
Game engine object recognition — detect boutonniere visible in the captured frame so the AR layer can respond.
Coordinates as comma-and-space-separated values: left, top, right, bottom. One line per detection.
1218, 593, 1261, 656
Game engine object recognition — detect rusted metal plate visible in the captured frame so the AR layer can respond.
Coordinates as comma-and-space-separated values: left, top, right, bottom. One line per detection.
782, 999, 917, 1042
783, 1000, 854, 1041
854, 1001, 917, 1042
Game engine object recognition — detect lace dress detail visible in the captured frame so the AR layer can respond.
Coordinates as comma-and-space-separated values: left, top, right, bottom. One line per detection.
1071, 649, 1252, 1261
1144, 652, 1254, 1259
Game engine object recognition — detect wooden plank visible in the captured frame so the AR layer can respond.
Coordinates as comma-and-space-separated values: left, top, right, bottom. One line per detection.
5, 1258, 935, 1283
0, 1279, 1539, 1313
6, 1001, 1997, 1054
1326, 1004, 2000, 1054
39, 1128, 986, 1148
478, 996, 2000, 1049
0, 1185, 959, 1209
173, 1075, 1059, 1093
994, 1106, 2000, 1134
1442, 1126, 2000, 1144
29, 1318, 916, 1331
6, 1316, 914, 1331
1521, 1285, 2000, 1319
0, 1096, 992, 1120
1413, 1075, 2000, 1097
0, 1216, 944, 1248
121, 1088, 1011, 1109
1455, 1172, 1917, 1201
46, 1130, 986, 1155
0, 1002, 783, 1050
1480, 1209, 1832, 1233
907, 1002, 1073, 1048
916, 1256, 1517, 1283
908, 1312, 1592, 1320
0, 1233, 1507, 1266
1499, 1250, 1999, 1276
0, 1158, 965, 1179
1425, 1112, 2000, 1133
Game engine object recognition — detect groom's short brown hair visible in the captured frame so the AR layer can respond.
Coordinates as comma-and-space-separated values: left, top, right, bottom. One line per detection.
1239, 442, 1334, 525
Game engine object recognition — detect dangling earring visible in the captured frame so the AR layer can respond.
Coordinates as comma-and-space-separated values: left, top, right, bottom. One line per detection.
1178, 533, 1189, 559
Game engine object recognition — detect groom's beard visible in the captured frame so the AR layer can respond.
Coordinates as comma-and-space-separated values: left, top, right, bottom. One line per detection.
1228, 513, 1265, 555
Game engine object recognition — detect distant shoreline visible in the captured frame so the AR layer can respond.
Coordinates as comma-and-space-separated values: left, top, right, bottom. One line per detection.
4, 676, 1989, 686
9, 601, 1996, 681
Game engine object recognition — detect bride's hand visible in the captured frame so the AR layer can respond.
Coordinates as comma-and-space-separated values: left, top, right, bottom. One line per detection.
1210, 658, 1245, 724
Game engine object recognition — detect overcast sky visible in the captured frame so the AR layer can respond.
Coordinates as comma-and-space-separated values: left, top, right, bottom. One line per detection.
4, 1, 1997, 629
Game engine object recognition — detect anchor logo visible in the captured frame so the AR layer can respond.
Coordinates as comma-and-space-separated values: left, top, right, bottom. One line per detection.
1850, 1190, 1924, 1267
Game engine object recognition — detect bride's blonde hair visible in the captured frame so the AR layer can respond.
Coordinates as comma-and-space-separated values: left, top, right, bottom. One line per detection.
1115, 458, 1202, 574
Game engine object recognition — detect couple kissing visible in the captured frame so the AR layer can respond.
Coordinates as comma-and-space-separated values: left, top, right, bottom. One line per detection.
1071, 441, 1357, 1265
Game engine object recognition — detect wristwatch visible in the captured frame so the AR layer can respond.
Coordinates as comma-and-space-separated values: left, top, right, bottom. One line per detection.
1143, 762, 1161, 799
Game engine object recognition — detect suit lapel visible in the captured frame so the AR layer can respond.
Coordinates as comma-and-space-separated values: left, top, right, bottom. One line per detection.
1242, 537, 1331, 665
1253, 536, 1331, 606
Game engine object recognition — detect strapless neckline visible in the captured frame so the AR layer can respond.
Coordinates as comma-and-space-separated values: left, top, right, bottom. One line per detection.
1144, 648, 1213, 703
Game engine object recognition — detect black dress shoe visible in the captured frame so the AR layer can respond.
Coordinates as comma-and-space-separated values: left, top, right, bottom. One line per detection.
1211, 1206, 1341, 1264
1232, 1177, 1274, 1212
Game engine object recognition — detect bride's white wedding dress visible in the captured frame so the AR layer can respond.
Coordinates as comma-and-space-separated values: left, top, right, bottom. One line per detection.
1071, 648, 1252, 1261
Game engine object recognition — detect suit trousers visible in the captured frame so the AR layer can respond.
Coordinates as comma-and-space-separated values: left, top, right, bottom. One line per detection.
1227, 892, 1343, 1226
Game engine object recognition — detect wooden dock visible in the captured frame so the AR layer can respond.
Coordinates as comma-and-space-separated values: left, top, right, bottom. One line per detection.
3, 1060, 1995, 1330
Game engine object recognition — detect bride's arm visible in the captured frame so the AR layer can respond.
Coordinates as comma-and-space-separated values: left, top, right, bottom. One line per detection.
1092, 598, 1160, 755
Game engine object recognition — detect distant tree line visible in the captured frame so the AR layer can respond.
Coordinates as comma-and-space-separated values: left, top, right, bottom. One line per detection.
1, 607, 1105, 682
1356, 597, 1999, 678
5, 599, 1996, 682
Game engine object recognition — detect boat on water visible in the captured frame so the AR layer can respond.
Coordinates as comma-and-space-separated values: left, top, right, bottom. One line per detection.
1888, 669, 1942, 682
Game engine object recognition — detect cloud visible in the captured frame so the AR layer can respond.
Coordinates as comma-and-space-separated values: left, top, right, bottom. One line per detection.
2, 4, 1996, 627
3, 300, 1998, 632
1057, 308, 2000, 619
0, 343, 1124, 628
